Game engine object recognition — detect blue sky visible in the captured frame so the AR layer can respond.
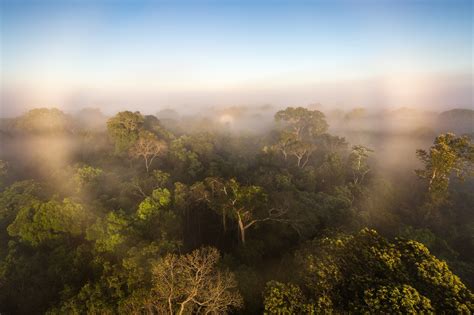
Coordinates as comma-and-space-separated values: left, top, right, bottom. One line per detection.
1, 0, 472, 115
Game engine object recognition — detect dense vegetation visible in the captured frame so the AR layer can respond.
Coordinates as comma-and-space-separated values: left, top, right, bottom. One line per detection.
0, 106, 473, 314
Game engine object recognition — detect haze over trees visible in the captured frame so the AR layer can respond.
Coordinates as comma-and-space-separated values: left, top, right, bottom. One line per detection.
0, 106, 473, 314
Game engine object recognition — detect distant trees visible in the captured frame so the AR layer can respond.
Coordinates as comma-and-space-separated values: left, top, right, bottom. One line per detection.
150, 247, 243, 314
275, 107, 329, 138
264, 229, 474, 313
0, 160, 7, 187
1, 106, 473, 314
15, 108, 72, 133
344, 107, 366, 121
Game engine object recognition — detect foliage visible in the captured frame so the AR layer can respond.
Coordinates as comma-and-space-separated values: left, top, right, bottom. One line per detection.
15, 108, 72, 133
107, 111, 144, 154
269, 107, 328, 168
263, 229, 474, 313
8, 198, 93, 246
415, 133, 473, 202
1, 106, 473, 314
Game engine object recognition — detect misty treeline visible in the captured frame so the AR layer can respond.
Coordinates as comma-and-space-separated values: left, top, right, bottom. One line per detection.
0, 106, 473, 314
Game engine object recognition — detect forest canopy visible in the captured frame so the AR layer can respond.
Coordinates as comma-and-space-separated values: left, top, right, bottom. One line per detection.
0, 106, 473, 314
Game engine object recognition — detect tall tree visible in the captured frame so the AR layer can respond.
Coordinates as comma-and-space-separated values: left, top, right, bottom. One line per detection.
415, 133, 473, 201
107, 111, 144, 154
274, 107, 328, 140
348, 145, 373, 185
271, 107, 328, 168
193, 178, 286, 244
130, 131, 167, 172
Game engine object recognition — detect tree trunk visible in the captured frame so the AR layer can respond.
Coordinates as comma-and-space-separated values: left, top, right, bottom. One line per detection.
296, 155, 302, 168
237, 215, 245, 244
145, 157, 150, 173
168, 296, 174, 315
428, 169, 437, 191
222, 209, 227, 232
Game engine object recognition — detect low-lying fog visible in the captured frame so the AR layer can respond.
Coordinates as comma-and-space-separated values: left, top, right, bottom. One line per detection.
0, 104, 472, 185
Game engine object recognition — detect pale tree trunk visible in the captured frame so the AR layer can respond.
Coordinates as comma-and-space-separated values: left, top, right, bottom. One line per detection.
168, 296, 174, 315
144, 156, 150, 173
302, 153, 311, 168
296, 155, 303, 168
428, 169, 437, 191
178, 298, 192, 315
237, 214, 245, 244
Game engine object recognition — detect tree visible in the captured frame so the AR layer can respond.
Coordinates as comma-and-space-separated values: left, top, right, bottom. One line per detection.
274, 107, 328, 139
135, 187, 181, 241
263, 229, 473, 313
15, 108, 72, 134
7, 198, 93, 246
86, 210, 130, 253
193, 178, 286, 244
150, 247, 243, 314
130, 131, 167, 172
344, 107, 366, 121
0, 160, 7, 187
263, 281, 314, 314
107, 111, 144, 154
270, 107, 328, 168
73, 165, 103, 194
415, 133, 473, 201
169, 136, 203, 181
347, 145, 373, 185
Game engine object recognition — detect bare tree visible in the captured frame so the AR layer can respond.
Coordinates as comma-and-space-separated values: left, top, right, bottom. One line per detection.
130, 131, 167, 172
150, 247, 243, 315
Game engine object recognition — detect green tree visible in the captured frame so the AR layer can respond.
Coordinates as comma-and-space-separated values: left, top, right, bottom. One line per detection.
192, 178, 286, 244
270, 107, 328, 168
86, 210, 130, 253
347, 145, 373, 185
263, 281, 314, 314
263, 229, 473, 313
415, 133, 473, 201
8, 198, 93, 246
73, 164, 103, 194
107, 111, 144, 154
15, 108, 71, 133
274, 107, 328, 139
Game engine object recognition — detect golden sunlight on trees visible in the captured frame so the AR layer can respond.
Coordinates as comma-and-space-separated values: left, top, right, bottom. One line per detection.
416, 133, 473, 201
150, 247, 243, 314
263, 229, 473, 313
1, 106, 473, 314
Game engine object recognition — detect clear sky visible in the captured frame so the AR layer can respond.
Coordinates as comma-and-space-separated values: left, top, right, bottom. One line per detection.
1, 0, 472, 115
